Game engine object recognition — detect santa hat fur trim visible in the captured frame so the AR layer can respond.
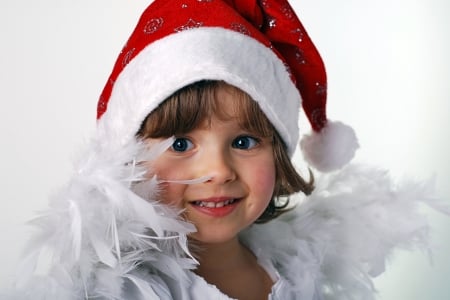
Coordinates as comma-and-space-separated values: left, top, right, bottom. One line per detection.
97, 27, 300, 155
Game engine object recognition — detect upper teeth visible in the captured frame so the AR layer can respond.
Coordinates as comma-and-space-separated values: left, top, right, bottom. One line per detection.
195, 199, 236, 208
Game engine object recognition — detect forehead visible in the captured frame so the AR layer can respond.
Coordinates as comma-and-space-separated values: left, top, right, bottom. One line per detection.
210, 84, 249, 119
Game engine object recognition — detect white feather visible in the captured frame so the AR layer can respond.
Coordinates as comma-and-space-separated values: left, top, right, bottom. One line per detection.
69, 200, 82, 261
124, 274, 161, 300
89, 230, 117, 268
162, 176, 212, 185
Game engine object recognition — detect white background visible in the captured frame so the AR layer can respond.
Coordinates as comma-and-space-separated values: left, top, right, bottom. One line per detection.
1, 0, 449, 299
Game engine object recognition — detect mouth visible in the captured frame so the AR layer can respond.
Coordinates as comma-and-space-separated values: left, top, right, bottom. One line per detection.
189, 197, 241, 217
191, 198, 239, 208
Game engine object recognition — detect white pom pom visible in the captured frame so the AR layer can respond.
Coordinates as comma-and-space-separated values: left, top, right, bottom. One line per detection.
300, 121, 359, 172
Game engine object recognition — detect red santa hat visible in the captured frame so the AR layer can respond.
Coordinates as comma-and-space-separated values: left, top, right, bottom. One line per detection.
96, 0, 358, 172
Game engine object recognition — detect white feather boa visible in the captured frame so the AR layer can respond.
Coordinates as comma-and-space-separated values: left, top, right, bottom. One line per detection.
241, 165, 447, 299
3, 137, 448, 299
7, 137, 197, 300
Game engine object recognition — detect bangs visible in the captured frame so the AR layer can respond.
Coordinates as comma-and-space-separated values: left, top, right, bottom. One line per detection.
138, 81, 275, 139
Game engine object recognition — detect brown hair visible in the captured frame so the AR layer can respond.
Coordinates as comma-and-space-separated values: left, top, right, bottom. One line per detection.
137, 80, 314, 223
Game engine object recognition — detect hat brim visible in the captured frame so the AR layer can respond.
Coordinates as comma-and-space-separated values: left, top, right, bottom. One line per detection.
97, 27, 301, 155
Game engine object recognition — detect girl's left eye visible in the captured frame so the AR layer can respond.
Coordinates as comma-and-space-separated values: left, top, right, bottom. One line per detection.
232, 136, 259, 150
171, 137, 194, 152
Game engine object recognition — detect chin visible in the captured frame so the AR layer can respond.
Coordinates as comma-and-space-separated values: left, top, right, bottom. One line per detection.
188, 227, 243, 245
189, 233, 232, 244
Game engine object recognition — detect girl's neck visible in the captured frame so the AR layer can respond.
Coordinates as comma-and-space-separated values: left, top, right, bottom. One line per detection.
191, 237, 249, 272
190, 237, 273, 300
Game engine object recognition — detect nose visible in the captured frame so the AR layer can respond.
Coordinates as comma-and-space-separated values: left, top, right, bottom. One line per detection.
199, 148, 237, 184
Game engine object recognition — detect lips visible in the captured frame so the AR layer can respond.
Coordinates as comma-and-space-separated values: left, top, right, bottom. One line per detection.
192, 198, 238, 208
189, 197, 241, 217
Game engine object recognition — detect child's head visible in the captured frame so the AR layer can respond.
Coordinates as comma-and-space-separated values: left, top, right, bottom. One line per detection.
95, 0, 357, 233
137, 80, 313, 224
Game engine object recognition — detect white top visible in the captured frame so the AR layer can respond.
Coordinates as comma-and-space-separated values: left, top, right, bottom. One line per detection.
187, 271, 284, 300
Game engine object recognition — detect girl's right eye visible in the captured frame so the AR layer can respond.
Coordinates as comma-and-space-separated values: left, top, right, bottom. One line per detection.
171, 137, 194, 152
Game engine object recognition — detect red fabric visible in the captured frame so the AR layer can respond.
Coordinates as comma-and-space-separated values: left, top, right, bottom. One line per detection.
97, 0, 327, 132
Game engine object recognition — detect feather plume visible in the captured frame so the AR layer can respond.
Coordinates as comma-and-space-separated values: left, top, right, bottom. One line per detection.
241, 163, 448, 300
8, 137, 197, 299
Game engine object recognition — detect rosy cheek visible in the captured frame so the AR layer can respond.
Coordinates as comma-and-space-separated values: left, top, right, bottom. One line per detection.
253, 165, 276, 198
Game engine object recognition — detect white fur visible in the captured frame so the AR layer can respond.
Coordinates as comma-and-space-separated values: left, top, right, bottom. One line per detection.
97, 27, 301, 156
300, 121, 359, 172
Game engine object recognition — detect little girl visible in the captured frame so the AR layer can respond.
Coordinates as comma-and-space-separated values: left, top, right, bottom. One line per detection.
6, 0, 444, 299
136, 80, 307, 299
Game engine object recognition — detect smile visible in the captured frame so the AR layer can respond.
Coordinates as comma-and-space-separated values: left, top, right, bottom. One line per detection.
189, 197, 241, 217
192, 199, 238, 208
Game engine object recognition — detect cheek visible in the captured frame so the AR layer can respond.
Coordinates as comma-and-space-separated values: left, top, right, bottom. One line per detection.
151, 155, 186, 181
157, 182, 187, 208
149, 161, 187, 208
250, 162, 276, 200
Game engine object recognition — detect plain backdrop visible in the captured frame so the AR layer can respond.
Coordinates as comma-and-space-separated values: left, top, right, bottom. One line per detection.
1, 0, 449, 299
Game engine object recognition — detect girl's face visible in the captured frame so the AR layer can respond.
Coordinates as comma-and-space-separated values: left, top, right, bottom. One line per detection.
147, 88, 276, 244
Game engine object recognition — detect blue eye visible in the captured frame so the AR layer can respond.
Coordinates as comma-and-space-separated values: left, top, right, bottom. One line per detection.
232, 136, 259, 150
171, 138, 193, 152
